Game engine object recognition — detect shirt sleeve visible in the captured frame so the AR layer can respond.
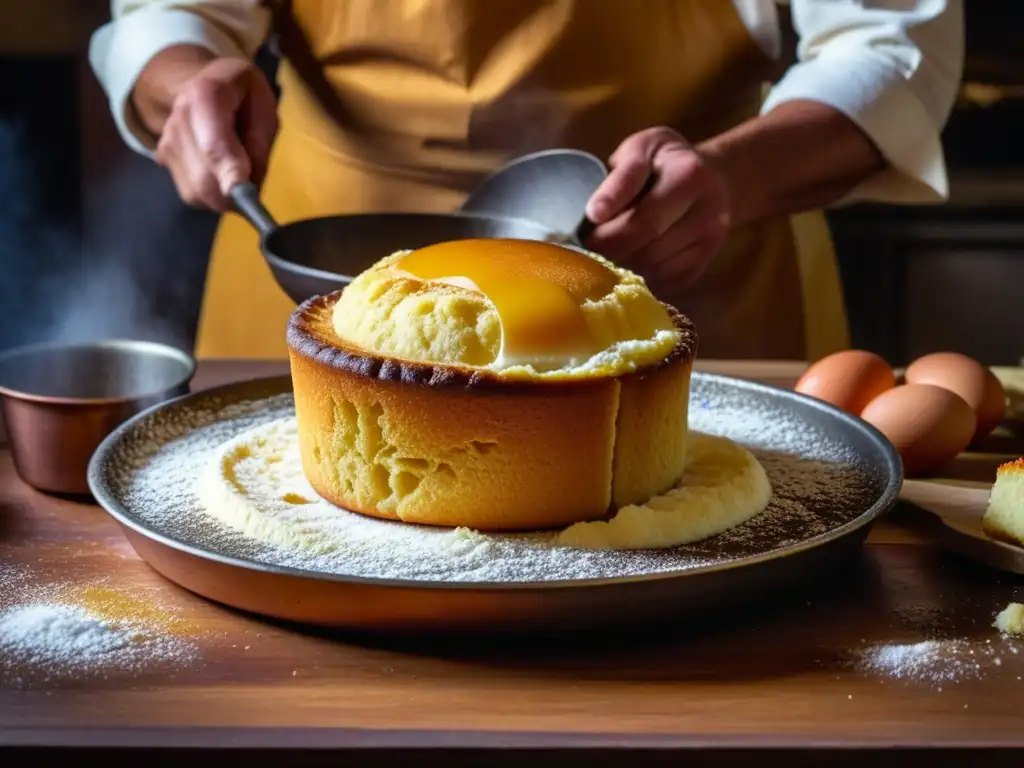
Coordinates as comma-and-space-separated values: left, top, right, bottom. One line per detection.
761, 0, 965, 205
89, 1, 271, 157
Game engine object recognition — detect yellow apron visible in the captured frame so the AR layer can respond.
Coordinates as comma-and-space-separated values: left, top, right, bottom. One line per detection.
195, 0, 850, 361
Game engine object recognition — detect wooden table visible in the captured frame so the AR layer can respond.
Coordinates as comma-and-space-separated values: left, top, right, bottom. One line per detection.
3, 359, 1024, 766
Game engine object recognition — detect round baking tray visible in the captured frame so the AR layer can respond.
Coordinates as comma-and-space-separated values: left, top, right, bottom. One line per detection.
88, 373, 902, 636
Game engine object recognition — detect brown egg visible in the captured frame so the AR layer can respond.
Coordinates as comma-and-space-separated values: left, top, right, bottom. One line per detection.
860, 384, 977, 477
794, 350, 896, 415
904, 352, 1006, 441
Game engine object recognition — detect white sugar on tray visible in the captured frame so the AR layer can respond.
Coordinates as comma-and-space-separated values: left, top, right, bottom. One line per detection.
103, 383, 883, 584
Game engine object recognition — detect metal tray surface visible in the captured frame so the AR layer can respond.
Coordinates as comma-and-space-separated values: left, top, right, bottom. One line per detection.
88, 373, 901, 635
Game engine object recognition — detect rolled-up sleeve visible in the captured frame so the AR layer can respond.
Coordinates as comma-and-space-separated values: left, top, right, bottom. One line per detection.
89, 1, 271, 156
761, 0, 964, 205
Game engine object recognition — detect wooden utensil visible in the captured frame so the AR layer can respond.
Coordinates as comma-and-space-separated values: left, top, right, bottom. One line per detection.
900, 477, 1024, 574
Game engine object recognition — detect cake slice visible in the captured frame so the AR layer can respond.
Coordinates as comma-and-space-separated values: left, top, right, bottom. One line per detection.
994, 603, 1024, 636
982, 458, 1024, 547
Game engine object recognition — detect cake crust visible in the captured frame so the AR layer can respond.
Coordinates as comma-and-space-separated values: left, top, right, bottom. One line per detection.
286, 290, 698, 391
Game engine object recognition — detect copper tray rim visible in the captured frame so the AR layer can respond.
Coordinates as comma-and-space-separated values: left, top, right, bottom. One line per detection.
86, 372, 903, 594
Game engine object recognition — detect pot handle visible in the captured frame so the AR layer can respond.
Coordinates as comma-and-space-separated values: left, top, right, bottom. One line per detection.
229, 181, 278, 238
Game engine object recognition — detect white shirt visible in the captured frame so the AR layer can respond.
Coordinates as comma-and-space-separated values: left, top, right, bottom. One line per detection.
89, 0, 964, 205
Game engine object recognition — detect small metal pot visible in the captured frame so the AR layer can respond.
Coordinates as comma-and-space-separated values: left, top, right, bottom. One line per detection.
0, 339, 196, 496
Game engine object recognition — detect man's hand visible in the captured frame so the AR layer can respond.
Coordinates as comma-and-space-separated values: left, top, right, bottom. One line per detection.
584, 127, 731, 293
134, 48, 278, 211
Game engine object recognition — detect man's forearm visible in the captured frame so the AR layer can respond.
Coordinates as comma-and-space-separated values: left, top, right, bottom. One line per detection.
132, 44, 217, 137
697, 100, 886, 227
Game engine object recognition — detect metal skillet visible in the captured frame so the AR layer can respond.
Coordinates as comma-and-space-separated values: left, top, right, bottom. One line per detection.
227, 148, 609, 303
228, 182, 558, 303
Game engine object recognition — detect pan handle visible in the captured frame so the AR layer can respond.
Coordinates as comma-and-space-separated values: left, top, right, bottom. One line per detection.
229, 181, 278, 238
576, 172, 658, 245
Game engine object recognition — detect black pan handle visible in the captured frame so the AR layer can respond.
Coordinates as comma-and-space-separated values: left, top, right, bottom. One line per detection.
576, 172, 658, 244
229, 181, 278, 238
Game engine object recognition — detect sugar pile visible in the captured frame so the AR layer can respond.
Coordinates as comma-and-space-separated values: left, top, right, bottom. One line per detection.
96, 377, 887, 584
0, 565, 200, 685
0, 603, 195, 674
852, 632, 1022, 688
858, 640, 980, 684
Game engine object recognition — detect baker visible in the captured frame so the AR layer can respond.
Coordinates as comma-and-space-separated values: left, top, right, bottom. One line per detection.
89, 0, 963, 361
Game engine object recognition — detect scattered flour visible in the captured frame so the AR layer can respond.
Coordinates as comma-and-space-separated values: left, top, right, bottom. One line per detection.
0, 566, 202, 685
0, 603, 194, 675
853, 634, 1022, 688
0, 562, 30, 593
858, 640, 980, 684
93, 377, 890, 584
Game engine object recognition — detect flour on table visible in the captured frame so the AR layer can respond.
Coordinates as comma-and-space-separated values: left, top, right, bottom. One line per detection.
851, 634, 1022, 688
0, 604, 192, 674
0, 576, 201, 686
858, 640, 979, 684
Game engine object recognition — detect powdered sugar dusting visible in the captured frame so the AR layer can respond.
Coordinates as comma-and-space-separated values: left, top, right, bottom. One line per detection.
93, 376, 893, 584
853, 636, 1021, 687
0, 574, 202, 686
0, 604, 195, 678
860, 640, 979, 683
842, 590, 1024, 689
0, 563, 30, 593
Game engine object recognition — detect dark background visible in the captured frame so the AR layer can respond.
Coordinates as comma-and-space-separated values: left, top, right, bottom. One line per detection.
1, 1, 1021, 364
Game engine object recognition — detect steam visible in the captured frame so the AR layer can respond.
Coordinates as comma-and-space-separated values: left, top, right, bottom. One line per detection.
0, 116, 70, 350
50, 157, 212, 350
0, 41, 577, 357
0, 116, 216, 353
47, 247, 183, 348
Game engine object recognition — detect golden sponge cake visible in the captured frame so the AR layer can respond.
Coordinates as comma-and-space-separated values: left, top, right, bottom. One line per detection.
286, 238, 697, 532
982, 457, 1024, 547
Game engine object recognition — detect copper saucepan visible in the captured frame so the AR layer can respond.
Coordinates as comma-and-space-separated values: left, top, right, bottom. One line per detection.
0, 339, 196, 496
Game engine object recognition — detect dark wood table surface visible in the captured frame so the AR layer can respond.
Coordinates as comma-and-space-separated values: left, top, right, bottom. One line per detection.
2, 359, 1024, 766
